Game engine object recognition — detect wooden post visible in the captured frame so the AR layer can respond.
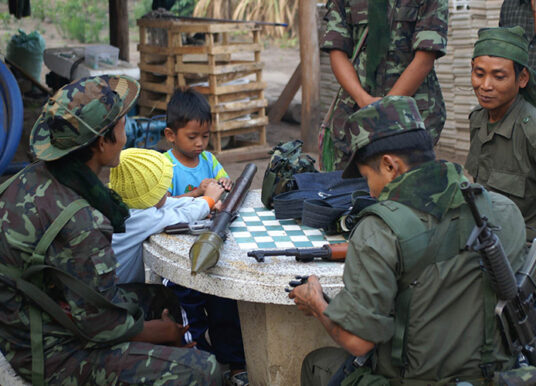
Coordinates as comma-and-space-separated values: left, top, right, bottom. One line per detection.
298, 0, 320, 153
109, 0, 129, 62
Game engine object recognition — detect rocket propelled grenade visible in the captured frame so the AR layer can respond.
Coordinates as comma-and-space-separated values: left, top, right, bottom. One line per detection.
189, 163, 257, 273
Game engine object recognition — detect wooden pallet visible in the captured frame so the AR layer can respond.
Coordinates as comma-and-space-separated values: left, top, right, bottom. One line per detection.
137, 16, 268, 155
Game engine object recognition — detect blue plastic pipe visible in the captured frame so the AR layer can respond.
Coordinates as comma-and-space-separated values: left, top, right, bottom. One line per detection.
0, 59, 24, 176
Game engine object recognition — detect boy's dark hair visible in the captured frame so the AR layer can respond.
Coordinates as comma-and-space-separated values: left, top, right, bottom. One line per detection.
166, 88, 212, 132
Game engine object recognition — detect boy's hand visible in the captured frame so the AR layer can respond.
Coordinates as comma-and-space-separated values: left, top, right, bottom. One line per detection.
204, 181, 224, 202
198, 178, 217, 195
161, 309, 196, 348
218, 177, 233, 191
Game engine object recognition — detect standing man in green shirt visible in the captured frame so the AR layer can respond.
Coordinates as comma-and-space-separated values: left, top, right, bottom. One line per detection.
291, 96, 527, 385
465, 26, 536, 242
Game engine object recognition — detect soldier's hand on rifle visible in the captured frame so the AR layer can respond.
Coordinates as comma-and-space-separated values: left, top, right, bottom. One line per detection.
288, 275, 328, 317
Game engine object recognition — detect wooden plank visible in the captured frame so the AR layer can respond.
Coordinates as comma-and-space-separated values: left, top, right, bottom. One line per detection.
206, 90, 263, 104
268, 62, 302, 123
215, 107, 265, 122
139, 63, 175, 76
209, 43, 261, 55
140, 80, 175, 94
299, 0, 320, 152
176, 61, 263, 75
212, 99, 267, 113
215, 116, 268, 131
194, 81, 266, 96
215, 70, 258, 85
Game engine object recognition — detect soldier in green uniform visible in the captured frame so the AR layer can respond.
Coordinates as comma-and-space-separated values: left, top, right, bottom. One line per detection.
320, 0, 448, 171
465, 26, 536, 243
0, 75, 222, 385
291, 96, 528, 385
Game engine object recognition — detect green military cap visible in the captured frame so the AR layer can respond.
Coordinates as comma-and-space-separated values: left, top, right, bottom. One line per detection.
473, 26, 536, 107
342, 95, 431, 178
30, 75, 140, 161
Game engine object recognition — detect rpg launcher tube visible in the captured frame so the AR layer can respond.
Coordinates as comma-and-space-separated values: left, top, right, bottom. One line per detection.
189, 163, 257, 274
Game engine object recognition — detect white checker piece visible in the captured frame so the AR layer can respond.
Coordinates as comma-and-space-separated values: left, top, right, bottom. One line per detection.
282, 225, 301, 231
254, 236, 273, 243
303, 229, 323, 236
258, 211, 274, 217
248, 226, 267, 232
267, 230, 286, 237
275, 241, 295, 248
242, 215, 260, 222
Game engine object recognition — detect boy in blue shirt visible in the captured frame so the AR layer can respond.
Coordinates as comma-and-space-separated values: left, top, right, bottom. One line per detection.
163, 88, 232, 197
163, 88, 247, 386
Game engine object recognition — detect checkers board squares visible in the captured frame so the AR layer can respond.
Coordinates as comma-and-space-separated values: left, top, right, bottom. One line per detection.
229, 207, 346, 250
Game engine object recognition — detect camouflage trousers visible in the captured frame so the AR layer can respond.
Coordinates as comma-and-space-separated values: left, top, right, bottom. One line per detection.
9, 283, 222, 385
45, 341, 222, 385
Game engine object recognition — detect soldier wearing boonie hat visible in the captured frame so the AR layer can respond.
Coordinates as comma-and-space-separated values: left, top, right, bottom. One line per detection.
291, 96, 528, 386
0, 75, 222, 385
465, 26, 536, 242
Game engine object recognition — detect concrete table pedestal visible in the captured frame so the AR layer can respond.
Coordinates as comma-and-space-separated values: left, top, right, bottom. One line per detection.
143, 190, 344, 385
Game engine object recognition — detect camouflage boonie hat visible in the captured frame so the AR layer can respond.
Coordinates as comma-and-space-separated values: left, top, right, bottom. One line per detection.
30, 75, 140, 161
342, 96, 427, 178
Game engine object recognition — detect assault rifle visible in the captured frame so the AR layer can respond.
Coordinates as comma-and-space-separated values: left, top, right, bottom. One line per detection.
461, 181, 536, 364
164, 219, 212, 235
248, 242, 348, 263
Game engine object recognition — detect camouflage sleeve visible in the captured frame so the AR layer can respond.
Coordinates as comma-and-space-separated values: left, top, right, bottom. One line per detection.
323, 215, 398, 343
56, 208, 140, 341
321, 0, 354, 57
412, 0, 448, 57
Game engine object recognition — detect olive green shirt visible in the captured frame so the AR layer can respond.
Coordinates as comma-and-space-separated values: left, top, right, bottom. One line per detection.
465, 95, 536, 242
324, 192, 526, 380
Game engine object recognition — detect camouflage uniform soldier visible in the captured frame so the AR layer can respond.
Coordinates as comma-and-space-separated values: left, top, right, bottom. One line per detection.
0, 75, 221, 385
291, 96, 528, 385
465, 26, 536, 243
321, 0, 448, 171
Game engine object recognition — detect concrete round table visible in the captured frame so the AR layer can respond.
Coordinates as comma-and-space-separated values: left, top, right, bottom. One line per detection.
143, 190, 344, 386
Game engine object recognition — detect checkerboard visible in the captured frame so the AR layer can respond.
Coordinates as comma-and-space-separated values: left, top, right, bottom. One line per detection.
229, 207, 346, 250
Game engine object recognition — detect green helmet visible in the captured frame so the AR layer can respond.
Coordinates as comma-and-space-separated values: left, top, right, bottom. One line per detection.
30, 75, 140, 161
342, 96, 431, 178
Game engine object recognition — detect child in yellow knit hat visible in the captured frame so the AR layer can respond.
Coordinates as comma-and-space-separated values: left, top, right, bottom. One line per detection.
110, 148, 223, 283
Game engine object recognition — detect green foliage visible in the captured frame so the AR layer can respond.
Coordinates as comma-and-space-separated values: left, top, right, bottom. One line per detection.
55, 0, 108, 43
32, 0, 52, 21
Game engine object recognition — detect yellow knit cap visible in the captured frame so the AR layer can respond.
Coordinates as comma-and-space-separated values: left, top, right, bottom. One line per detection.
110, 148, 173, 209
